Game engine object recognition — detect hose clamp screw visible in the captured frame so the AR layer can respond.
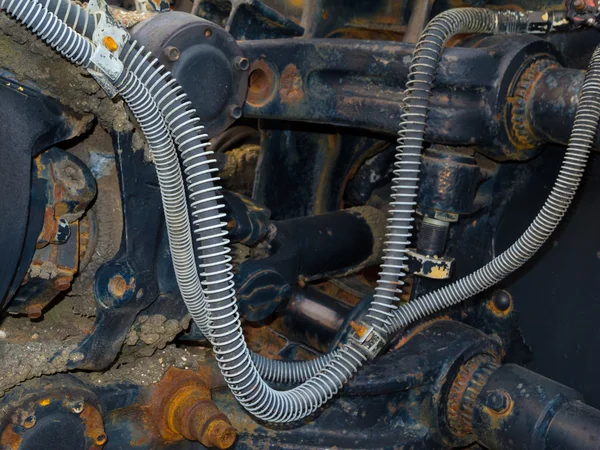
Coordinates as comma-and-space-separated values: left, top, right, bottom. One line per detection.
349, 321, 386, 359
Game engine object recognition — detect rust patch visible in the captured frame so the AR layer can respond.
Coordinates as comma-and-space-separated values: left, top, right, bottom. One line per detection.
108, 275, 134, 299
148, 367, 236, 449
349, 321, 369, 338
279, 64, 303, 104
80, 405, 107, 447
0, 425, 22, 449
247, 60, 277, 107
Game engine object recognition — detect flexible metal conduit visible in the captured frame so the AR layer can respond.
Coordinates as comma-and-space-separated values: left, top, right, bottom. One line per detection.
386, 45, 600, 333
1, 0, 92, 65
8, 0, 599, 421
35, 0, 335, 385
367, 9, 541, 335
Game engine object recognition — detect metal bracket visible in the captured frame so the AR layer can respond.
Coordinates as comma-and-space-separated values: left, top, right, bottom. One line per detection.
349, 321, 386, 360
86, 0, 129, 94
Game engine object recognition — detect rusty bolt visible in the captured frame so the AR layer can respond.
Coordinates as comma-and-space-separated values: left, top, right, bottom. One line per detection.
26, 305, 43, 320
108, 275, 128, 299
23, 415, 36, 429
95, 432, 107, 446
233, 56, 249, 71
55, 276, 72, 292
485, 390, 511, 414
164, 46, 180, 62
150, 368, 237, 448
205, 420, 236, 449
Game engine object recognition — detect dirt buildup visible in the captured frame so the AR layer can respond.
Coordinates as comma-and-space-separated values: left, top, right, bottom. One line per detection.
81, 345, 205, 387
124, 314, 191, 357
0, 341, 83, 396
220, 144, 261, 196
0, 12, 133, 134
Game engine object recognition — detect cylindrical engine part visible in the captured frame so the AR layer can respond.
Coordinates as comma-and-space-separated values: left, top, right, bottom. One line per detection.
275, 206, 384, 280
235, 206, 384, 322
528, 67, 590, 148
472, 364, 600, 450
279, 287, 352, 352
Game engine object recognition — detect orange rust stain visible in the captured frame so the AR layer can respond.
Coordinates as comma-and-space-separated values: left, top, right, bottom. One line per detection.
108, 275, 134, 298
349, 321, 368, 338
247, 60, 277, 107
80, 404, 107, 446
317, 282, 360, 307
279, 64, 303, 104
243, 325, 288, 360
393, 317, 450, 350
0, 425, 22, 449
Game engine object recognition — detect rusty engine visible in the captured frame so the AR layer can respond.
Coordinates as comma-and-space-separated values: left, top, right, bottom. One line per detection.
2, 0, 600, 448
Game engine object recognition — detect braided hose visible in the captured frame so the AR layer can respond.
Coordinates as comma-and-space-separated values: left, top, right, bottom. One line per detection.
386, 45, 600, 333
367, 9, 538, 335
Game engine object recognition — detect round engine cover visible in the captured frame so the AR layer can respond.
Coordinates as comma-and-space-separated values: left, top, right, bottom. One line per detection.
132, 12, 249, 138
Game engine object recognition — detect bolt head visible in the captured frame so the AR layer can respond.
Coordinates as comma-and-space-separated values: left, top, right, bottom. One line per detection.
485, 390, 511, 414
234, 57, 249, 71
55, 276, 72, 292
492, 291, 512, 312
165, 46, 180, 62
26, 305, 43, 320
228, 105, 242, 120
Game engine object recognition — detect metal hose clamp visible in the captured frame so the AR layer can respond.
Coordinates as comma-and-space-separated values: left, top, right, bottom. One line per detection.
349, 321, 386, 360
87, 0, 128, 96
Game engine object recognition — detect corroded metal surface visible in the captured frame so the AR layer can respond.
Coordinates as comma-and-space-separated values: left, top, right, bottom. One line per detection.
148, 367, 236, 449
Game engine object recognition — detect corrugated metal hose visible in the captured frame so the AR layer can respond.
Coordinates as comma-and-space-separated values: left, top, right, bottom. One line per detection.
2, 0, 599, 422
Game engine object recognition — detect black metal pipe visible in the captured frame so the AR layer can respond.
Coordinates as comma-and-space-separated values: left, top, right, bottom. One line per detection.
278, 287, 352, 352
240, 35, 579, 159
275, 207, 380, 279
472, 364, 600, 450
235, 206, 384, 321
528, 67, 591, 148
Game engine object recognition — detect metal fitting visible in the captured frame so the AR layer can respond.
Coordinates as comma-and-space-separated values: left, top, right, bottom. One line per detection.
234, 56, 249, 71
349, 321, 386, 359
149, 367, 237, 449
87, 0, 129, 95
